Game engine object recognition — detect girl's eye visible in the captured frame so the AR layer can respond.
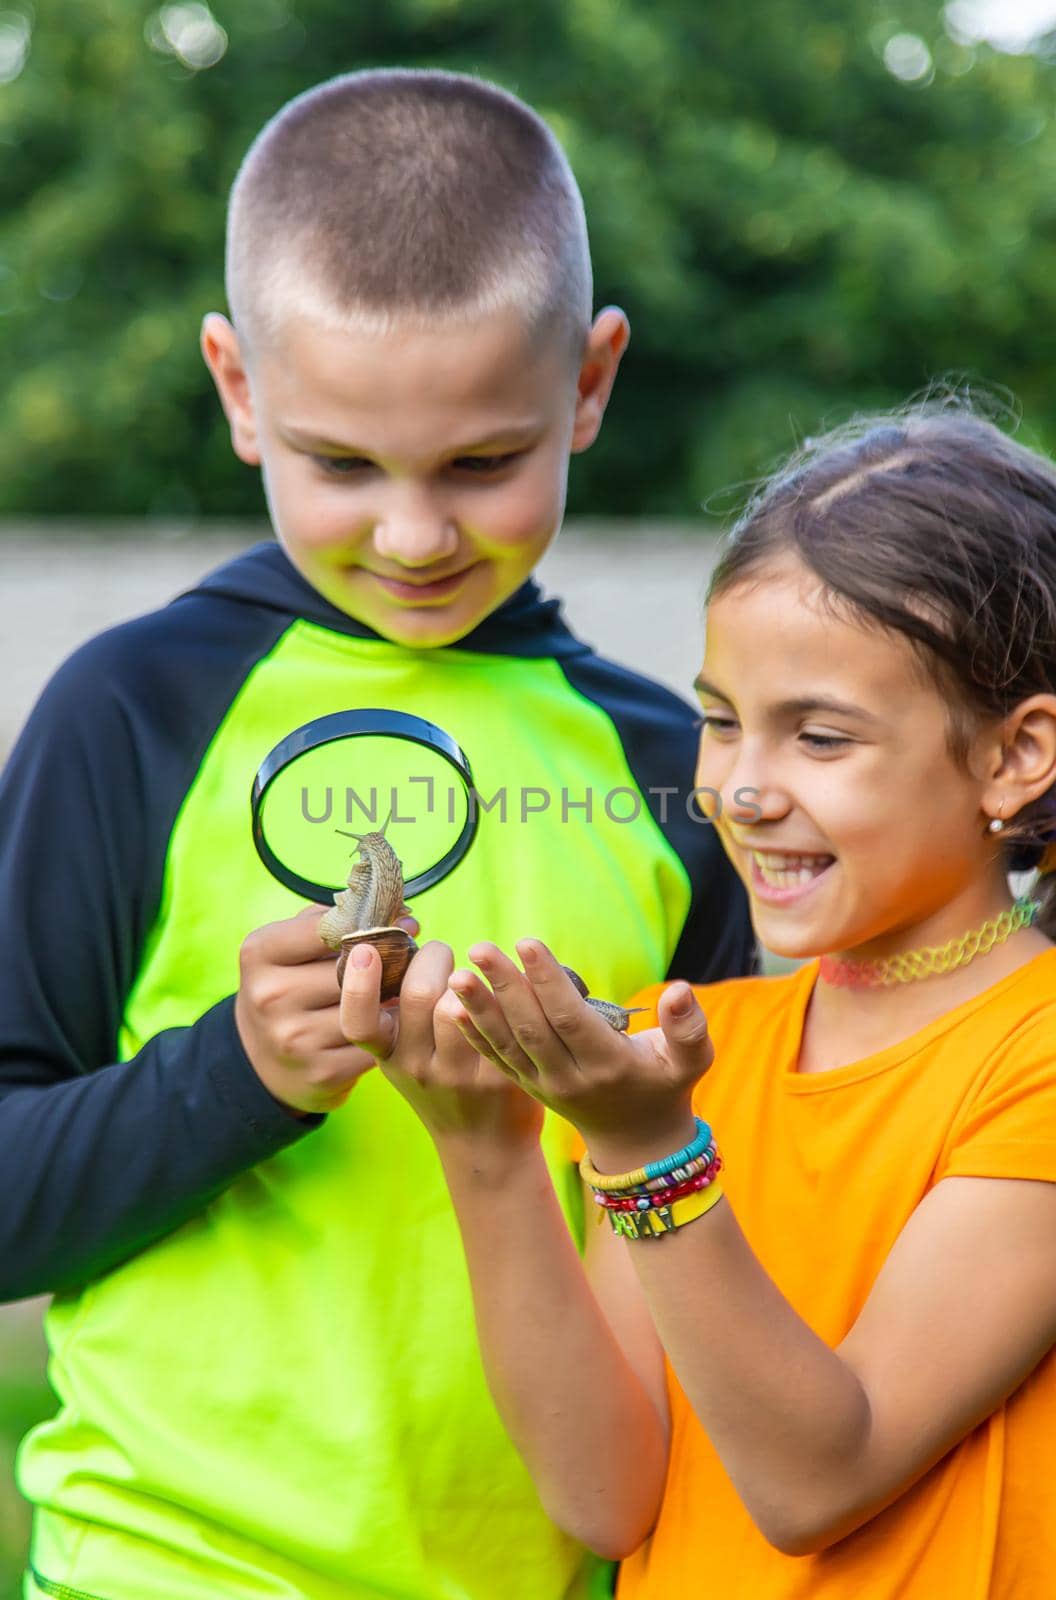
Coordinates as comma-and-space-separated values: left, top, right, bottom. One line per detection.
697, 714, 738, 736
697, 715, 848, 752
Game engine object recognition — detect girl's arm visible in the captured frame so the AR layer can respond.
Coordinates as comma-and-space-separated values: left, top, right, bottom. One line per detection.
437, 1146, 668, 1558
339, 940, 668, 1559
452, 941, 1056, 1556
625, 1162, 1056, 1554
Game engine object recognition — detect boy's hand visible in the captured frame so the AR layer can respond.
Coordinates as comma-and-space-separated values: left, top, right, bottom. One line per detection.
234, 904, 419, 1116
340, 940, 544, 1157
447, 939, 714, 1173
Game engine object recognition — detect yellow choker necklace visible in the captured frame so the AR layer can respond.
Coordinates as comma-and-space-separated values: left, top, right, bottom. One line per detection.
818, 897, 1039, 989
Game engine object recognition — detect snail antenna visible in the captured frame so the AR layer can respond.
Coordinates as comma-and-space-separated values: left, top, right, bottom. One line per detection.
335, 805, 392, 846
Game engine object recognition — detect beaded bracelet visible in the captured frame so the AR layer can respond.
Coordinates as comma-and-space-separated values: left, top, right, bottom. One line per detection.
639, 1150, 715, 1195
590, 1148, 716, 1202
580, 1118, 713, 1194
579, 1115, 726, 1240
609, 1179, 725, 1241
594, 1153, 722, 1213
593, 1149, 718, 1207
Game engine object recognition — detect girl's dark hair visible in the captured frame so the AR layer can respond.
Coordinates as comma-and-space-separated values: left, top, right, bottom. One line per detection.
708, 396, 1056, 936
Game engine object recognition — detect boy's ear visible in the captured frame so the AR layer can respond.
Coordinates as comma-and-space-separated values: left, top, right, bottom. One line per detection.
201, 313, 262, 466
570, 307, 630, 454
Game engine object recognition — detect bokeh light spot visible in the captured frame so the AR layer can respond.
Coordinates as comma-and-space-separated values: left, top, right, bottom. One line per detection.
145, 3, 228, 72
0, 10, 31, 84
883, 32, 935, 82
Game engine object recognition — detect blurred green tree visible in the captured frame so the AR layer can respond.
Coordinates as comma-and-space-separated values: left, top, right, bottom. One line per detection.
0, 0, 1054, 517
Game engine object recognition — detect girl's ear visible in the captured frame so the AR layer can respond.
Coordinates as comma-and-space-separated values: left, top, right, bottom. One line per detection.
200, 313, 262, 466
981, 694, 1056, 820
570, 307, 630, 454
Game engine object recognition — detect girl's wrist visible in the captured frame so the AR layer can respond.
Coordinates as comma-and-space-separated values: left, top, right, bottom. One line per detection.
581, 1109, 700, 1180
433, 1126, 544, 1189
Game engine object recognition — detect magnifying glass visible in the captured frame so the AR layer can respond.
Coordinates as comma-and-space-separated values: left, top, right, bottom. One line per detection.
251, 709, 478, 903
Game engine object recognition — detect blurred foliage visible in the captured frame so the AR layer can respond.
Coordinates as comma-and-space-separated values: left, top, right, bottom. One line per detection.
1, 1, 1056, 514
0, 1306, 50, 1598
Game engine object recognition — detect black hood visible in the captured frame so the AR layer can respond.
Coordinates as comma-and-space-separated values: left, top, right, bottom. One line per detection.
187, 541, 588, 660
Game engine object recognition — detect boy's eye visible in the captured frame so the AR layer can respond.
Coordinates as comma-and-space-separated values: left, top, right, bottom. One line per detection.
800, 732, 849, 750
451, 452, 522, 474
313, 455, 373, 476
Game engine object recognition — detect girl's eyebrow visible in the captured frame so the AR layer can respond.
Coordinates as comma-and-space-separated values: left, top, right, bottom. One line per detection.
693, 673, 887, 726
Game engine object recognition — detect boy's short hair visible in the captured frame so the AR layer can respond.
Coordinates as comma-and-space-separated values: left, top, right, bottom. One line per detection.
226, 68, 593, 357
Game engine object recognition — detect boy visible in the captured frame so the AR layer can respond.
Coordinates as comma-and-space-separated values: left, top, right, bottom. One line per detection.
0, 71, 755, 1599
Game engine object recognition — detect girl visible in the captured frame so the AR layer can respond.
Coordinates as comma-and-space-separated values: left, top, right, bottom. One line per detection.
342, 403, 1056, 1597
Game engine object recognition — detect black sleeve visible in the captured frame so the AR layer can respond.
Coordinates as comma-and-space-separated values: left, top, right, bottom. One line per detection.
0, 607, 320, 1304
557, 652, 759, 983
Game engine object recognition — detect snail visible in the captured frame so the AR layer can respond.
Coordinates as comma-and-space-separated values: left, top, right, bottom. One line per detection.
318, 827, 419, 1000
559, 965, 645, 1034
320, 829, 643, 1031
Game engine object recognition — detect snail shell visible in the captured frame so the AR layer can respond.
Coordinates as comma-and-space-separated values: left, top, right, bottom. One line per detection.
335, 926, 419, 999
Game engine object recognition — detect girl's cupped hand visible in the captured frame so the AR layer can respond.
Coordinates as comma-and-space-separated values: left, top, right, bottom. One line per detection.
448, 939, 716, 1172
339, 939, 544, 1154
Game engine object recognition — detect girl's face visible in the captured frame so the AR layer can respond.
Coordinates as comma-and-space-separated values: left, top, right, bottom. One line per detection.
694, 556, 1005, 961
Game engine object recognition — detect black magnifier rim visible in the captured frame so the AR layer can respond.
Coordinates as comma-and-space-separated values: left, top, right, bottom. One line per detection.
251, 708, 478, 903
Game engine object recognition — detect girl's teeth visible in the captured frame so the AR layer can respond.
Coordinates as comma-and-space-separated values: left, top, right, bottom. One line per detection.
752, 853, 833, 887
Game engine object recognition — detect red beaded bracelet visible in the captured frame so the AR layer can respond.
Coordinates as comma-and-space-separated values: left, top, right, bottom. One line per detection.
594, 1153, 723, 1212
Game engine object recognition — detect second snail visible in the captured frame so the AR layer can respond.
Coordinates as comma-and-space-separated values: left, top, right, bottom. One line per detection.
318, 828, 640, 1031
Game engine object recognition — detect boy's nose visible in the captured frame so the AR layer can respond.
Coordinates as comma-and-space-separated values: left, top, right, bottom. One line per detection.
372, 507, 460, 567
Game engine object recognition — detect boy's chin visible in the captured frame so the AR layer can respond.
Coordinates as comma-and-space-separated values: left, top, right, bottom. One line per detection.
310, 566, 497, 648
371, 611, 486, 648
349, 595, 495, 649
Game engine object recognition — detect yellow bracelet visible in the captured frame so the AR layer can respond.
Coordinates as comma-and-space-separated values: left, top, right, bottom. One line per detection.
579, 1152, 650, 1192
580, 1118, 713, 1193
670, 1180, 725, 1228
608, 1179, 725, 1240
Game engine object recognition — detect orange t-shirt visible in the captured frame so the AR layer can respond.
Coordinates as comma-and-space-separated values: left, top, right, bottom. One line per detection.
617, 948, 1056, 1600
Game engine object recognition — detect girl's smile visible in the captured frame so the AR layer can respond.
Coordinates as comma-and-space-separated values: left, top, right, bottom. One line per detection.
746, 849, 836, 903
695, 553, 1016, 966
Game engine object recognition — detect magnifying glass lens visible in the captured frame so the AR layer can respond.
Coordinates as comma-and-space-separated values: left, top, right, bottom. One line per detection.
251, 711, 477, 902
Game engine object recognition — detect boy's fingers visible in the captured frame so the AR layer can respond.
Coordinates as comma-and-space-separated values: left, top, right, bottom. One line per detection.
247, 905, 347, 968
316, 1041, 383, 1087
251, 905, 417, 975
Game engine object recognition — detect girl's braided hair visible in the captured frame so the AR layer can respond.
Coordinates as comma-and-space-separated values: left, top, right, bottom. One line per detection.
708, 393, 1056, 936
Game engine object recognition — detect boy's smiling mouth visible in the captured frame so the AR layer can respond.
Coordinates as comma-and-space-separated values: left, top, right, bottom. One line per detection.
357, 562, 483, 604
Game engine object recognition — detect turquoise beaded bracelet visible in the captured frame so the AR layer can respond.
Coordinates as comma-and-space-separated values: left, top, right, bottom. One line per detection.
643, 1117, 712, 1181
